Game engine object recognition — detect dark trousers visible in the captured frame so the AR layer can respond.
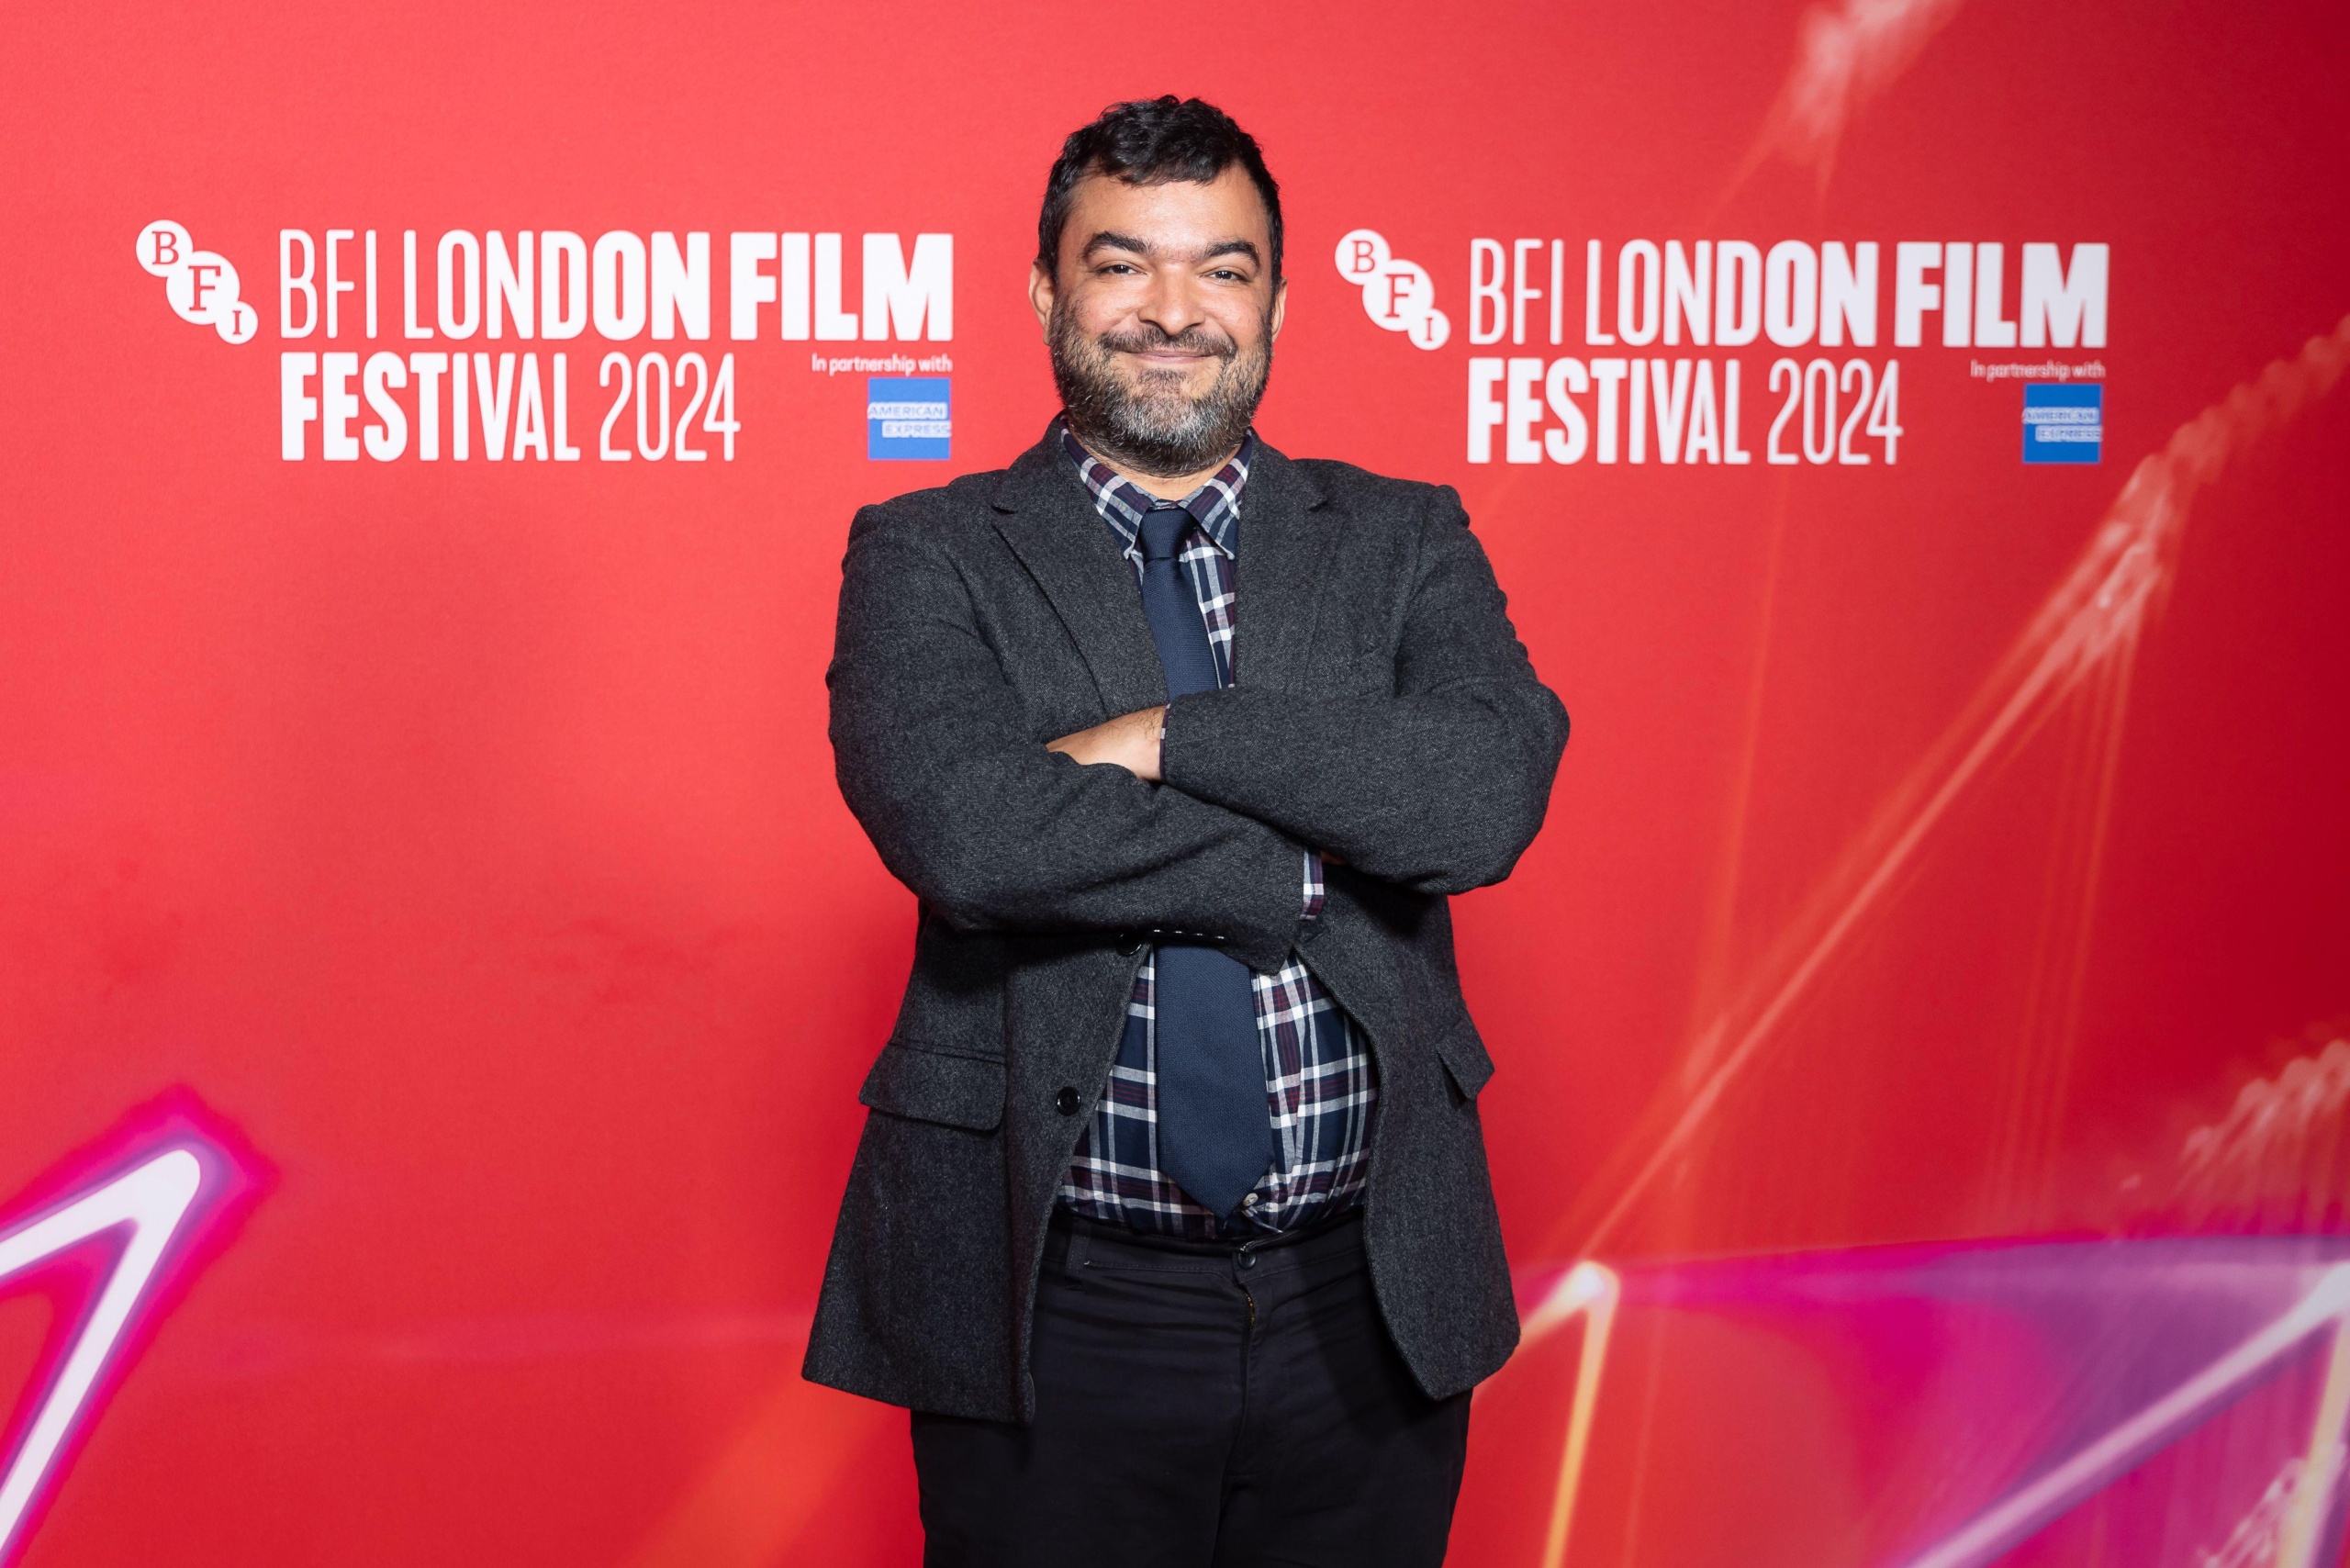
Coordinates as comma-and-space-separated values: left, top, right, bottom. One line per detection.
911, 1208, 1472, 1567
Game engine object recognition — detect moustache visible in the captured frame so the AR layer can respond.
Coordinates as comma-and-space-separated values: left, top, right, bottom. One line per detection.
1095, 324, 1238, 362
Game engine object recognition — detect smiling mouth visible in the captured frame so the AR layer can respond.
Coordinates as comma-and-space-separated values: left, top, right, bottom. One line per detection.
1120, 351, 1225, 381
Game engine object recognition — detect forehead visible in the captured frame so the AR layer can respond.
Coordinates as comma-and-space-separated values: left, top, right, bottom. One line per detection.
1060, 164, 1271, 256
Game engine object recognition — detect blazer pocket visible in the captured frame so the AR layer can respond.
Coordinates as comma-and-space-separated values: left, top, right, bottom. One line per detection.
858, 1041, 1007, 1132
1433, 1025, 1496, 1103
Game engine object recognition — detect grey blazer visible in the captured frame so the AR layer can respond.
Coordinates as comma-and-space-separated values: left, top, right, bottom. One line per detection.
802, 428, 1569, 1422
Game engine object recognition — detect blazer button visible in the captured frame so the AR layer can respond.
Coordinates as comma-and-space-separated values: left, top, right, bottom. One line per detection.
1055, 1086, 1081, 1116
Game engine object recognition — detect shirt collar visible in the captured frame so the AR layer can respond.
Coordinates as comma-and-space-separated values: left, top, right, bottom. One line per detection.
1057, 418, 1252, 558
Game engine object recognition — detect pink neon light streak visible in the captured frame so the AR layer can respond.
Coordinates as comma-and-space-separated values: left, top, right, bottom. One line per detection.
0, 1097, 263, 1567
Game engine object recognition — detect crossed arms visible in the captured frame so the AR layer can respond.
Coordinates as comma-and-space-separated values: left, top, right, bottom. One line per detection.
826, 487, 1569, 973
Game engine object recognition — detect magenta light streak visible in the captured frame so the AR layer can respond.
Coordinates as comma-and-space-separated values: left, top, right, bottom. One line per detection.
0, 1092, 267, 1567
1511, 1235, 2350, 1567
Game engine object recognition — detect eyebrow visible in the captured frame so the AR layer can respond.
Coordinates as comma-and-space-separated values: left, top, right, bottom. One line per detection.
1080, 231, 1263, 269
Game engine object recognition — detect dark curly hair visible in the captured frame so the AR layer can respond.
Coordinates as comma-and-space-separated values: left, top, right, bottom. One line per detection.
1036, 96, 1283, 283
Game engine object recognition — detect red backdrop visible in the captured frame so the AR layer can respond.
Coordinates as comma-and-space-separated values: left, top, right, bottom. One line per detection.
4, 2, 2348, 1564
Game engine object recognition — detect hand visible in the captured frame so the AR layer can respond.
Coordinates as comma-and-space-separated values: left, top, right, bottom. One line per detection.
1047, 706, 1166, 781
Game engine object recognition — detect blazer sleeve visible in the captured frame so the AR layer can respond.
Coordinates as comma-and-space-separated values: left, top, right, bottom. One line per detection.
827, 501, 1306, 971
1158, 484, 1569, 895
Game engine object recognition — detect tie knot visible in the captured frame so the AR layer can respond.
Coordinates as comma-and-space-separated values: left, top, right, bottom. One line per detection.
1138, 506, 1192, 564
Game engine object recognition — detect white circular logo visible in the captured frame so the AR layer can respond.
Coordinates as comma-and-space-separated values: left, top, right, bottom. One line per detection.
137, 219, 256, 344
1333, 228, 1447, 352
1334, 229, 1390, 284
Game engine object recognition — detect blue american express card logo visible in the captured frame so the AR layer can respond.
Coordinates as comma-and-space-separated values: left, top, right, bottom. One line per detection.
2022, 383, 2102, 465
867, 376, 950, 460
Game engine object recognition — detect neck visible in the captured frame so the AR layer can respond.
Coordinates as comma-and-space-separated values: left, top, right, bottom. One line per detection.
1066, 427, 1240, 501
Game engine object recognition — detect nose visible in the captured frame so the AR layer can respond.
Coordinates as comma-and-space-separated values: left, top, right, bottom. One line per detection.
1136, 268, 1208, 344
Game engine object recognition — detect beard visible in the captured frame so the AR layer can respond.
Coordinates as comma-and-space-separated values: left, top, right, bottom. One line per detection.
1048, 300, 1272, 478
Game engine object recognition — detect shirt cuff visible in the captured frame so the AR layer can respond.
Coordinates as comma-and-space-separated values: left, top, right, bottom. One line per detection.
1302, 848, 1326, 922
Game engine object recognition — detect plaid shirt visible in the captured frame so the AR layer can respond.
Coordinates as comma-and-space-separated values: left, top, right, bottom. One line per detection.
1055, 421, 1378, 1238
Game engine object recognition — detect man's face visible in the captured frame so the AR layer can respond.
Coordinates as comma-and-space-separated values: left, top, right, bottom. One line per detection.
1031, 163, 1286, 479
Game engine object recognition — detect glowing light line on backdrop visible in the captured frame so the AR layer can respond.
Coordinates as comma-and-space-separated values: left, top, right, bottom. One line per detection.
2175, 1036, 2350, 1232
1521, 1263, 1619, 1568
1899, 1262, 2350, 1568
1521, 1243, 2350, 1568
1747, 0, 1971, 184
2202, 1450, 2344, 1568
0, 1153, 199, 1562
0, 1103, 260, 1568
1545, 310, 2350, 1273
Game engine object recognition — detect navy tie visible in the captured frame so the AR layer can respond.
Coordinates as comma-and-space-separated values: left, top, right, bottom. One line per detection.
1135, 504, 1272, 1220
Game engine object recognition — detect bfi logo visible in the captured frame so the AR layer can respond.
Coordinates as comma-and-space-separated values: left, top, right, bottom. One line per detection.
1334, 229, 1449, 350
137, 220, 257, 344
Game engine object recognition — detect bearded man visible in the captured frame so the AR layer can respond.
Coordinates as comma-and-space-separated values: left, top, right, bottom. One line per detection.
804, 96, 1570, 1567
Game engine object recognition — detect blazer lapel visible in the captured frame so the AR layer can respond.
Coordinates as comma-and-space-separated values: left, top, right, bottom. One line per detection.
1229, 440, 1336, 693
989, 433, 1169, 716
987, 429, 1339, 710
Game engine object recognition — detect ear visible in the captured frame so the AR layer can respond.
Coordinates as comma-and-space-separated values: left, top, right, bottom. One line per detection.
1269, 275, 1288, 343
1028, 259, 1057, 341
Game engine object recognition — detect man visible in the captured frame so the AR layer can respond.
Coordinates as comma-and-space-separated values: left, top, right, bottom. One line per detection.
805, 96, 1569, 1565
